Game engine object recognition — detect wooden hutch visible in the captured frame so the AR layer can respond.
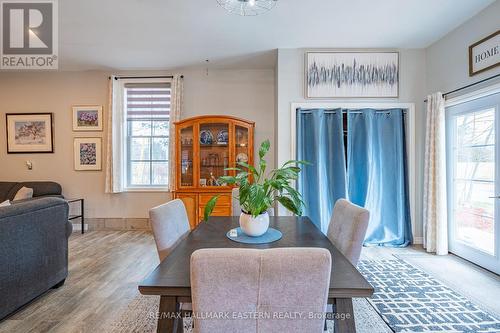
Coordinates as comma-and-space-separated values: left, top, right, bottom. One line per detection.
173, 115, 254, 229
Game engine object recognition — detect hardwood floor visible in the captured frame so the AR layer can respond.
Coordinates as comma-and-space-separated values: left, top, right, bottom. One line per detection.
0, 231, 159, 333
0, 231, 498, 332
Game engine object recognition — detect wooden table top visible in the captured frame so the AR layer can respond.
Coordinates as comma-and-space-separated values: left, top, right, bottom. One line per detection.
139, 216, 374, 299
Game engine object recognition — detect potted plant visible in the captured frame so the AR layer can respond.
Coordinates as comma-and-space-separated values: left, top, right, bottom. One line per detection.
204, 140, 307, 237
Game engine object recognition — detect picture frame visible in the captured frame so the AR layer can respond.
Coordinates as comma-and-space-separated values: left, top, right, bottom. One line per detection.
6, 113, 54, 153
469, 30, 500, 76
72, 105, 103, 131
305, 51, 399, 98
74, 137, 102, 171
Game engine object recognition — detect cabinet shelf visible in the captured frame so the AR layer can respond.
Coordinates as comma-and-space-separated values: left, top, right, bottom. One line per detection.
174, 115, 255, 229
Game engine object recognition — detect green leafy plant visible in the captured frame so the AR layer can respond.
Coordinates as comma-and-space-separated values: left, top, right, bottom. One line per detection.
203, 139, 308, 220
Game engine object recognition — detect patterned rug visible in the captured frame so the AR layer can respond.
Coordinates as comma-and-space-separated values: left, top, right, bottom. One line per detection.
105, 295, 391, 333
358, 259, 500, 333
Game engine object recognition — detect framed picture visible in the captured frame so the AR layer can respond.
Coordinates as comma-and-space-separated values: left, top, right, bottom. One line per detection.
6, 113, 54, 153
74, 137, 102, 171
72, 106, 103, 131
305, 51, 399, 98
469, 30, 500, 76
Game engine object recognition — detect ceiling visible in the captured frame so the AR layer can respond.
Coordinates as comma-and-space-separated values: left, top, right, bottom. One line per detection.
58, 0, 496, 70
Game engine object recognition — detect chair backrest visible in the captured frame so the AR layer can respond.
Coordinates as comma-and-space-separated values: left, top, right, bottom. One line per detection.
327, 199, 370, 266
191, 248, 331, 333
149, 199, 190, 262
231, 187, 274, 216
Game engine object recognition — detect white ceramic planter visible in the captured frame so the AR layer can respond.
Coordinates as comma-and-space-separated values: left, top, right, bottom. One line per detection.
239, 211, 270, 237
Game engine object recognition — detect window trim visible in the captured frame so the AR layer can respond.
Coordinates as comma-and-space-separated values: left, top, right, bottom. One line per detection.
119, 78, 172, 192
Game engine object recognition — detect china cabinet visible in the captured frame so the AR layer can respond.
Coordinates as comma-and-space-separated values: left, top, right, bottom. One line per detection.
173, 115, 254, 229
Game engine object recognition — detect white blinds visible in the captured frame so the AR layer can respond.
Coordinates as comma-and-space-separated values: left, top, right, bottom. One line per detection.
125, 83, 171, 120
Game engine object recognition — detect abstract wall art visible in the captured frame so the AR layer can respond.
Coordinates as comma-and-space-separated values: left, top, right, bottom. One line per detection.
305, 52, 399, 98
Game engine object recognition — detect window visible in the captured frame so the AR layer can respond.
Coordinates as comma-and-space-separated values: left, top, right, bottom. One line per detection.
125, 82, 170, 189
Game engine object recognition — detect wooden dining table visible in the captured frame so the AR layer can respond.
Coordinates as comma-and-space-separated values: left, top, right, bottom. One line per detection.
139, 216, 374, 333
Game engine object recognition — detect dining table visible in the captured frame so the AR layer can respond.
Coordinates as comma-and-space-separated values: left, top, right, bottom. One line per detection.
139, 216, 374, 333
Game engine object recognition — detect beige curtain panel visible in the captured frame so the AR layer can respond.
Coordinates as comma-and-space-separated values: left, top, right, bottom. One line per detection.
105, 75, 183, 193
423, 92, 448, 255
168, 74, 183, 191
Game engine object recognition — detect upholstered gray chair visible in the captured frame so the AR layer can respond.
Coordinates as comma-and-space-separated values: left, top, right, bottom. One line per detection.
327, 199, 370, 266
191, 248, 331, 333
231, 187, 275, 216
150, 199, 192, 317
149, 199, 191, 262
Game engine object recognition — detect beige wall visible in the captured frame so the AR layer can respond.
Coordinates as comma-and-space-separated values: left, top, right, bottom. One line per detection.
0, 69, 275, 218
426, 0, 500, 94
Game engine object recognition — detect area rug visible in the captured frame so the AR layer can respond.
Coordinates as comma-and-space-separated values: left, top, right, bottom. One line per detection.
400, 254, 500, 316
358, 259, 500, 333
105, 295, 391, 333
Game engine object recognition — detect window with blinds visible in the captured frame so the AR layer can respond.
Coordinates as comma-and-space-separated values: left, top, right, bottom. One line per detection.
125, 82, 170, 188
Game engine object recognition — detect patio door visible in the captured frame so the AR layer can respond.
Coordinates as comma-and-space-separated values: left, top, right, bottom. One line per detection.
446, 91, 500, 274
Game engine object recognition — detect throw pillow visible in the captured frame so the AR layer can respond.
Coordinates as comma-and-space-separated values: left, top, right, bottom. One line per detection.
13, 186, 34, 201
0, 200, 10, 207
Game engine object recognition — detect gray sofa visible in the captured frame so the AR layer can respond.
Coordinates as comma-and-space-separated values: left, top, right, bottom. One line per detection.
0, 181, 63, 202
0, 196, 72, 320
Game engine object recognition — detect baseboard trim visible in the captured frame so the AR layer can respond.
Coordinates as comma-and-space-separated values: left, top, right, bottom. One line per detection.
79, 218, 151, 231
71, 223, 89, 232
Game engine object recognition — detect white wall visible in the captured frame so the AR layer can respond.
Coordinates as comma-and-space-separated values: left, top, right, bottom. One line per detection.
426, 0, 500, 94
0, 69, 275, 218
275, 48, 427, 240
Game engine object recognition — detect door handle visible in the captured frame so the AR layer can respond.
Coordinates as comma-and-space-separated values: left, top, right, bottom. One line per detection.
489, 195, 500, 199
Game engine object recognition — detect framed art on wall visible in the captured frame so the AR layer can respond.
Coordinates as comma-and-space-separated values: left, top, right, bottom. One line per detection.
74, 137, 102, 171
72, 106, 103, 131
305, 51, 399, 98
469, 30, 500, 76
6, 113, 54, 153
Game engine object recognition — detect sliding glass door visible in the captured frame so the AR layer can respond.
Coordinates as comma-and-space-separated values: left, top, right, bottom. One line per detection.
446, 92, 500, 274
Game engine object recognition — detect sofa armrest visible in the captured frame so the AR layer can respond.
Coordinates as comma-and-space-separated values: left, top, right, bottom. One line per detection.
0, 197, 70, 320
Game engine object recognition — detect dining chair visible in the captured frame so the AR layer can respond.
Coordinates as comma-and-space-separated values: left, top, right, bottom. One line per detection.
149, 199, 191, 262
231, 187, 275, 216
326, 198, 370, 266
149, 199, 193, 326
190, 247, 331, 333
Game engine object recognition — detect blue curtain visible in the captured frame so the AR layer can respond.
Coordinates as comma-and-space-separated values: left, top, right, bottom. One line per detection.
297, 109, 347, 233
347, 109, 412, 247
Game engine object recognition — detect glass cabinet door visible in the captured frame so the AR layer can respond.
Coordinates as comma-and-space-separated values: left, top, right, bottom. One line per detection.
180, 126, 194, 187
235, 125, 250, 167
199, 122, 230, 187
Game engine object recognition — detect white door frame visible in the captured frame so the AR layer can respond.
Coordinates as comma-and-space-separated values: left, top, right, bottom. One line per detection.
289, 102, 417, 243
445, 83, 500, 274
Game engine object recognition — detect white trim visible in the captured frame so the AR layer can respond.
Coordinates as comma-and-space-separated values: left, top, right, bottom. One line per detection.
72, 223, 89, 233
445, 81, 500, 107
118, 77, 173, 191
122, 187, 170, 193
290, 102, 417, 241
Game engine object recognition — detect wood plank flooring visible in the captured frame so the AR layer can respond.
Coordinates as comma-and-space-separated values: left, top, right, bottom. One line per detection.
0, 231, 159, 333
0, 231, 497, 332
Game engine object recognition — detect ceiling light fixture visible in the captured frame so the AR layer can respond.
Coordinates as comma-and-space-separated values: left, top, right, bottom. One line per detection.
216, 0, 277, 16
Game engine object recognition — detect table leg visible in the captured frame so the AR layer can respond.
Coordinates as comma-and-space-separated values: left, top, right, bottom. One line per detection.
334, 298, 356, 333
157, 296, 177, 333
81, 199, 85, 234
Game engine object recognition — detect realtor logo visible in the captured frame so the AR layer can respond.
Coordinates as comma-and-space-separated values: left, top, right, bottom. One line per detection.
1, 0, 58, 69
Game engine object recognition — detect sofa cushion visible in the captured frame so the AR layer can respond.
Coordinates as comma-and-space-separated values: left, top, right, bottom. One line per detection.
13, 187, 34, 201
0, 182, 18, 202
0, 181, 63, 201
21, 182, 62, 198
